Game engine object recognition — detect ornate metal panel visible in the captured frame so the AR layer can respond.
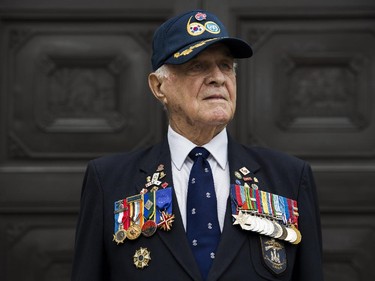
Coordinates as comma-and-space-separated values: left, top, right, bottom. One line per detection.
237, 20, 375, 158
6, 22, 164, 160
3, 216, 75, 281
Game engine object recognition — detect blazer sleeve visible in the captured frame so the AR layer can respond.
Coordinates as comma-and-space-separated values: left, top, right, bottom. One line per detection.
71, 161, 108, 281
292, 163, 324, 280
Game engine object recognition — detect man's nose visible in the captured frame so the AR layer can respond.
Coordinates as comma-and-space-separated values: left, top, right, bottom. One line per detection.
205, 65, 226, 86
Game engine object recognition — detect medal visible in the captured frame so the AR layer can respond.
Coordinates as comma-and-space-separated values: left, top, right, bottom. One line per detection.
157, 211, 175, 231
264, 219, 275, 236
244, 214, 258, 231
270, 220, 283, 239
284, 226, 297, 243
127, 224, 142, 240
113, 227, 127, 244
142, 220, 157, 237
232, 210, 247, 226
291, 225, 302, 245
278, 224, 288, 241
133, 247, 151, 269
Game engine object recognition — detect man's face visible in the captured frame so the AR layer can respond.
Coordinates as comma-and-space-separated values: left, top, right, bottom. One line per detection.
159, 44, 237, 132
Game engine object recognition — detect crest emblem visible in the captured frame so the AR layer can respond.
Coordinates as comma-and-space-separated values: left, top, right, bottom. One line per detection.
188, 20, 205, 36
205, 21, 220, 34
260, 237, 287, 275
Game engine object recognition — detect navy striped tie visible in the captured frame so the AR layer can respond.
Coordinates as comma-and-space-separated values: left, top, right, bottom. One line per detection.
187, 147, 220, 280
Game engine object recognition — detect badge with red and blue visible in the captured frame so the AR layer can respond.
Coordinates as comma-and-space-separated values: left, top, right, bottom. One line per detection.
194, 12, 207, 21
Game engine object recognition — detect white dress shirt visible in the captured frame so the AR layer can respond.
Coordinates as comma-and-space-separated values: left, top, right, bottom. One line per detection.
167, 126, 230, 232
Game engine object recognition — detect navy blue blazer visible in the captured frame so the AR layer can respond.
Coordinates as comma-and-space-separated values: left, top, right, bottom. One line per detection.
71, 136, 323, 281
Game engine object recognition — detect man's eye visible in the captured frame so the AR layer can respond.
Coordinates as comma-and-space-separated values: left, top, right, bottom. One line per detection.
191, 63, 204, 71
220, 63, 233, 71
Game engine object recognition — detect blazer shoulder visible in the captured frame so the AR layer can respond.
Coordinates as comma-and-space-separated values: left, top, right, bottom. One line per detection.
88, 142, 163, 175
242, 145, 308, 174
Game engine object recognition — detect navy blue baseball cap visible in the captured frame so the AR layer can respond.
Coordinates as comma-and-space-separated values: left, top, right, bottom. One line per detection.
151, 10, 253, 71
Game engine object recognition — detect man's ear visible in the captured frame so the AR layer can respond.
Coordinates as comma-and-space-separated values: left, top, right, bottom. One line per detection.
148, 73, 167, 105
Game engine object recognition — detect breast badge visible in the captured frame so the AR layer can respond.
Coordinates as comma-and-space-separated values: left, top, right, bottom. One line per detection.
260, 237, 287, 275
133, 247, 151, 269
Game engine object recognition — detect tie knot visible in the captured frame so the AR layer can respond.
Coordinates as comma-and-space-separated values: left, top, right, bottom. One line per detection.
189, 147, 210, 161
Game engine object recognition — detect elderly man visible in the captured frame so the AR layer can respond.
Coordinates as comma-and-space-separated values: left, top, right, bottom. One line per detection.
72, 10, 324, 281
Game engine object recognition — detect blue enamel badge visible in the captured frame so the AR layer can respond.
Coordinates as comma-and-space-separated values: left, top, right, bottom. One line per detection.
260, 237, 287, 275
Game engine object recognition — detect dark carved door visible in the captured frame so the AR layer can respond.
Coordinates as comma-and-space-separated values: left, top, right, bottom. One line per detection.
0, 0, 374, 280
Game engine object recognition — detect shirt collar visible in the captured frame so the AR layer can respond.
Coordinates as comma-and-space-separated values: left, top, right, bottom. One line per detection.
167, 125, 228, 170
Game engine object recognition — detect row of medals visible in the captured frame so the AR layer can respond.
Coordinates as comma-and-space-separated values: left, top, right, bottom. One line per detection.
233, 210, 302, 244
113, 164, 173, 244
233, 167, 301, 245
114, 219, 159, 244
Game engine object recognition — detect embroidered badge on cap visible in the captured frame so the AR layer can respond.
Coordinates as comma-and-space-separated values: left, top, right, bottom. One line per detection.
187, 17, 205, 36
260, 237, 287, 275
205, 21, 220, 34
186, 14, 221, 36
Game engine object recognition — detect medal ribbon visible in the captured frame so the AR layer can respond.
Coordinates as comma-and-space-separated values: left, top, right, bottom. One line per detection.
143, 191, 156, 221
268, 193, 275, 217
127, 194, 143, 226
291, 199, 299, 227
234, 184, 244, 208
122, 199, 130, 230
244, 186, 254, 211
252, 188, 258, 211
260, 190, 269, 215
255, 189, 262, 214
156, 187, 172, 224
273, 194, 282, 219
240, 185, 250, 210
114, 200, 122, 233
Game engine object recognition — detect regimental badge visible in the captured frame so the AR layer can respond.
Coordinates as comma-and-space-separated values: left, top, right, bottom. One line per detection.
260, 237, 287, 275
133, 247, 151, 269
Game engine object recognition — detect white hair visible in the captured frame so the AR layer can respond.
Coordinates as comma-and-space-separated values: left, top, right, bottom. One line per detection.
154, 64, 171, 79
154, 62, 238, 78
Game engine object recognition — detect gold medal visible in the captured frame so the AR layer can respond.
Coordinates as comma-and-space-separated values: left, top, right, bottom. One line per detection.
291, 225, 302, 245
113, 228, 127, 245
285, 226, 297, 243
133, 247, 151, 269
127, 224, 142, 240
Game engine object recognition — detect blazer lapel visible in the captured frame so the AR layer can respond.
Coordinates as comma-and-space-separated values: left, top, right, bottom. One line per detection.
136, 138, 202, 281
207, 136, 261, 281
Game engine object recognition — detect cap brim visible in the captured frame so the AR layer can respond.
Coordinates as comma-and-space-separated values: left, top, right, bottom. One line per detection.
164, 37, 253, 66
